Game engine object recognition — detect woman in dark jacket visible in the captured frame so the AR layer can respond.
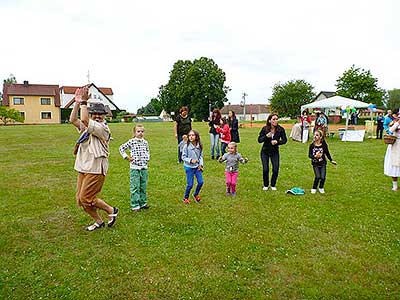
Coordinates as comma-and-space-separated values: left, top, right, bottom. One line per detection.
258, 113, 287, 190
228, 110, 240, 143
208, 108, 221, 159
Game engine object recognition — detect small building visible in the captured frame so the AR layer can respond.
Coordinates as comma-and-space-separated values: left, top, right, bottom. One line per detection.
314, 91, 336, 101
220, 104, 271, 121
61, 83, 120, 122
2, 81, 61, 124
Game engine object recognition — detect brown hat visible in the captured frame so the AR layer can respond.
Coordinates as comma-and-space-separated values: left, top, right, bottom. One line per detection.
88, 102, 107, 114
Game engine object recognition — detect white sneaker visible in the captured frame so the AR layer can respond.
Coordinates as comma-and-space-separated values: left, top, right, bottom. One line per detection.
271, 186, 277, 191
392, 188, 398, 192
262, 186, 269, 191
318, 188, 325, 194
311, 189, 317, 194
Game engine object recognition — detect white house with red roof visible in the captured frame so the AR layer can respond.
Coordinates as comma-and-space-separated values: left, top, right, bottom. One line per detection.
60, 83, 120, 111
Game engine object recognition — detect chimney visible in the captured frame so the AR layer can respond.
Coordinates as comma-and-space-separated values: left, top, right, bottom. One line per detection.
23, 80, 29, 87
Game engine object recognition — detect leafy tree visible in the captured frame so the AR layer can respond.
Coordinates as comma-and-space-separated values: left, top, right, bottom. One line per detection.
1, 74, 17, 103
336, 65, 385, 107
386, 89, 400, 110
0, 106, 24, 125
137, 98, 163, 115
3, 74, 17, 85
269, 79, 315, 118
159, 57, 229, 121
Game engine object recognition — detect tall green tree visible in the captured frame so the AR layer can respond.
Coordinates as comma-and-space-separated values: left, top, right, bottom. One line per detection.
137, 98, 163, 115
1, 74, 17, 103
335, 65, 385, 107
269, 79, 315, 118
3, 73, 17, 85
159, 57, 229, 120
386, 89, 400, 110
0, 106, 24, 125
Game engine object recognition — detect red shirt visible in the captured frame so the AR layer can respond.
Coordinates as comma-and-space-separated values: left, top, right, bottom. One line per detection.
216, 124, 231, 144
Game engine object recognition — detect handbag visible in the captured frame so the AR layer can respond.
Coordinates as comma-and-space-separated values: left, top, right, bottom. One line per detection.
384, 134, 397, 145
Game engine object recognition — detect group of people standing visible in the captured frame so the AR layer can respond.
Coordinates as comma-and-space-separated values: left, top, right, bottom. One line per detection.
71, 97, 337, 232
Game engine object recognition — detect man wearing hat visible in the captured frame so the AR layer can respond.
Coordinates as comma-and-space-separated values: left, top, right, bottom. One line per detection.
69, 86, 118, 231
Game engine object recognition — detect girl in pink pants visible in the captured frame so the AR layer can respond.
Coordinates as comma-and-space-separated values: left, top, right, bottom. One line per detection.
218, 142, 248, 196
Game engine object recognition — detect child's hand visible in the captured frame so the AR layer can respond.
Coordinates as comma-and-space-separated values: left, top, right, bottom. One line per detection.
126, 156, 133, 162
244, 157, 249, 163
331, 160, 337, 165
266, 132, 272, 138
218, 157, 223, 162
198, 165, 204, 171
271, 140, 278, 145
191, 159, 198, 164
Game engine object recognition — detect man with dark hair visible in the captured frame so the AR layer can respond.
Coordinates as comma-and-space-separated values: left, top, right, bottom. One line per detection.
69, 87, 118, 231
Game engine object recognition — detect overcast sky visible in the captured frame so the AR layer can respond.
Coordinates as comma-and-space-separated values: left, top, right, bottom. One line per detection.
1, 0, 399, 112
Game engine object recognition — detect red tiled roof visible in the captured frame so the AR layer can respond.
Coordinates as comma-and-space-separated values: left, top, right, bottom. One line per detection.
220, 104, 270, 114
3, 83, 60, 107
60, 86, 113, 95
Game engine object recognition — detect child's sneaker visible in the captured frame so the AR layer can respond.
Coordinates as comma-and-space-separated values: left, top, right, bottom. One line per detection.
311, 189, 317, 194
262, 186, 269, 191
270, 186, 277, 191
226, 192, 230, 196
183, 198, 190, 204
231, 192, 236, 196
318, 188, 325, 194
193, 195, 201, 203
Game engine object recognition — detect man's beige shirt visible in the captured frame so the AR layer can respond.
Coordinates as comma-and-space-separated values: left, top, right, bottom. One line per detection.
74, 119, 111, 175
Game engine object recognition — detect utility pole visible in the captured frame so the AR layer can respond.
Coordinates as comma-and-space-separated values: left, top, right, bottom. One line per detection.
242, 92, 247, 121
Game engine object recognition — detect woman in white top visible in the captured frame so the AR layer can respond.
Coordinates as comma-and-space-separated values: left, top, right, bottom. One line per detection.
384, 109, 400, 191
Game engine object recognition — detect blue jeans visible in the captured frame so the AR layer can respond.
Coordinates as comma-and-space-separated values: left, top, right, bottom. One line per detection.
184, 166, 204, 199
177, 135, 183, 162
210, 133, 220, 157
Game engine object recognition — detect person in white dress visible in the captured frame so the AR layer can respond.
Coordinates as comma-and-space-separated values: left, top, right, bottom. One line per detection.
384, 109, 400, 191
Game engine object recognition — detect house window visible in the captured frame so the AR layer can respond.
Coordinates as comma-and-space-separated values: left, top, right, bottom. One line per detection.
41, 112, 52, 119
13, 97, 24, 105
40, 98, 51, 105
20, 112, 25, 120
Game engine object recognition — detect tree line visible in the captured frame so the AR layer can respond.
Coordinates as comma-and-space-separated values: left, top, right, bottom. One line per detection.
2, 63, 400, 125
138, 61, 398, 120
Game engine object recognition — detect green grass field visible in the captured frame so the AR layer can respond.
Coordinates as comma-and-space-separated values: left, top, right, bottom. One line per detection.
0, 122, 399, 299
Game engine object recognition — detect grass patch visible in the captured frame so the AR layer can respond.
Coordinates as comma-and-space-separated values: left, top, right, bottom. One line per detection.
0, 122, 399, 299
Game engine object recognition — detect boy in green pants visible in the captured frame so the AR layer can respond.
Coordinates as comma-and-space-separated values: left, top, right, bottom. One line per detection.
119, 124, 150, 211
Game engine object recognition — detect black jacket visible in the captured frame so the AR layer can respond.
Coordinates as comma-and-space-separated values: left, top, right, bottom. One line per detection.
308, 140, 333, 166
258, 125, 287, 154
228, 117, 240, 143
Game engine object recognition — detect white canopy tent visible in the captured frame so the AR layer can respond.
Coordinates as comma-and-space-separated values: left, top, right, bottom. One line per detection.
301, 96, 371, 141
301, 95, 370, 112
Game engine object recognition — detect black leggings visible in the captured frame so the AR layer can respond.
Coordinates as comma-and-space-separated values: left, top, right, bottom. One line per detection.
312, 163, 326, 189
261, 151, 280, 187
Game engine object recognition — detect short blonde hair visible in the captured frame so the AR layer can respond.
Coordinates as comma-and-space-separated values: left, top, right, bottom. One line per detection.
228, 142, 237, 153
133, 124, 144, 137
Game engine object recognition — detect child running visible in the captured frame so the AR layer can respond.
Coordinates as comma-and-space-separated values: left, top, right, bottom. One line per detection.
308, 130, 336, 194
218, 142, 248, 196
181, 130, 204, 204
119, 124, 150, 211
